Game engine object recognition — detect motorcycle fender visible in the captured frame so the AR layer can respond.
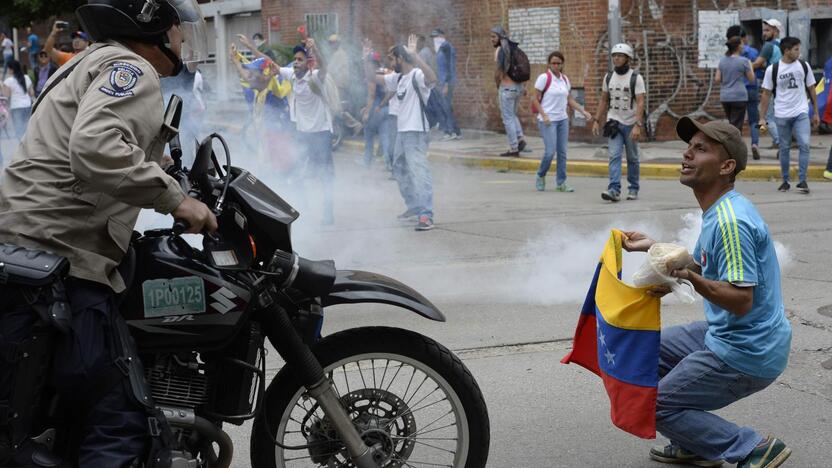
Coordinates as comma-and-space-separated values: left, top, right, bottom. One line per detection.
321, 270, 445, 322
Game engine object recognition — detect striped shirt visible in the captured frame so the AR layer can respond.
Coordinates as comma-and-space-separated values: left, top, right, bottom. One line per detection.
693, 190, 791, 379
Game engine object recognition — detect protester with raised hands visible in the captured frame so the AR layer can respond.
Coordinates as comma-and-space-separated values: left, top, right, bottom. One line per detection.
364, 34, 437, 231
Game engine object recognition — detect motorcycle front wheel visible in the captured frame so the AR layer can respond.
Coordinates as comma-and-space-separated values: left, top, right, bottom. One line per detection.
251, 326, 490, 468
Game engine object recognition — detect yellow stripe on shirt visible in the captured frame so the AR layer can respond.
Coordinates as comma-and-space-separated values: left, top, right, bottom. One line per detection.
724, 199, 745, 283
715, 204, 736, 282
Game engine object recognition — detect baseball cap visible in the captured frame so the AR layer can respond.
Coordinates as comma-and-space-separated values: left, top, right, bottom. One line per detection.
763, 19, 783, 32
676, 117, 748, 172
328, 34, 339, 42
430, 28, 445, 37
72, 31, 90, 41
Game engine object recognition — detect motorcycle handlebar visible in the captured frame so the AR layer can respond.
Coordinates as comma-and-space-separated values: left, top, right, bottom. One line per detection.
172, 219, 190, 236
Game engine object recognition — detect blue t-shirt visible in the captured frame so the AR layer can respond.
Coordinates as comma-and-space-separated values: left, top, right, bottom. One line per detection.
759, 40, 782, 78
28, 34, 40, 55
693, 191, 791, 379
741, 44, 759, 89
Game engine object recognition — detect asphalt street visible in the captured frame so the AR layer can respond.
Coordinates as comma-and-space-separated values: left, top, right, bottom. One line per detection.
199, 145, 832, 468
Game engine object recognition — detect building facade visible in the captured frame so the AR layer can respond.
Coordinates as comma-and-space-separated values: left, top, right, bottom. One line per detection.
260, 0, 832, 140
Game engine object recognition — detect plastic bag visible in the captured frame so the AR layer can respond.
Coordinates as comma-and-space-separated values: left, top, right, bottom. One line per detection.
632, 243, 696, 304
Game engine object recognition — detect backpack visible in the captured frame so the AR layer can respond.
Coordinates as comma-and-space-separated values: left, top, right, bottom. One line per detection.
770, 60, 811, 99
506, 42, 531, 83
530, 71, 570, 114
398, 72, 438, 132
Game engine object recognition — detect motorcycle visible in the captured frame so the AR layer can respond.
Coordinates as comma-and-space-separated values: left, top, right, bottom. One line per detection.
1, 97, 490, 468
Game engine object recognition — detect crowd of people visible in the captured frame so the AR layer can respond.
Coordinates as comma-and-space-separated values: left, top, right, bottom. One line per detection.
495, 19, 832, 198
3, 19, 831, 219
0, 23, 89, 165
218, 28, 462, 231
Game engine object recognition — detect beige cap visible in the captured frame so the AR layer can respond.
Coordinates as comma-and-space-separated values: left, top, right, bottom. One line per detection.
328, 34, 339, 42
676, 117, 748, 172
763, 19, 783, 32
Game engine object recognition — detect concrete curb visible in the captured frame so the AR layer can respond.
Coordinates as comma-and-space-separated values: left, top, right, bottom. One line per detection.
342, 140, 828, 182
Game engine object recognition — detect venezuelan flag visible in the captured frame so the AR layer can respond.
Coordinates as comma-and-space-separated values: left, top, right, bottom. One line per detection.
561, 229, 661, 439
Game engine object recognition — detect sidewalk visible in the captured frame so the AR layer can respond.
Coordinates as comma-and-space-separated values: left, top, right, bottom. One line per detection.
344, 128, 832, 181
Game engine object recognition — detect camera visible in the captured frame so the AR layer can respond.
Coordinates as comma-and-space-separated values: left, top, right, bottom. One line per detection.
55, 21, 69, 31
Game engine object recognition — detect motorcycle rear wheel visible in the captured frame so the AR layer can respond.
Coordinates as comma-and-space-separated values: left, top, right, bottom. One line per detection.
251, 326, 490, 468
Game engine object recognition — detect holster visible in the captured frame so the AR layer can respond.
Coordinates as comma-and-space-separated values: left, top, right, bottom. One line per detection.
0, 244, 71, 333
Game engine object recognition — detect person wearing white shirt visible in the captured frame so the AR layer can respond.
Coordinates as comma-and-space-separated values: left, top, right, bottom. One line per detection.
1, 60, 34, 140
1, 33, 14, 80
532, 51, 592, 192
759, 36, 819, 194
592, 43, 647, 202
276, 39, 336, 224
365, 35, 438, 231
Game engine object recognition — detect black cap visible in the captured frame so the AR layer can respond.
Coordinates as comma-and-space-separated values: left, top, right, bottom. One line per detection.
430, 28, 444, 37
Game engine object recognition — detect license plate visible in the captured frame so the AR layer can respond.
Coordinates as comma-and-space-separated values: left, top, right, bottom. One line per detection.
142, 277, 206, 318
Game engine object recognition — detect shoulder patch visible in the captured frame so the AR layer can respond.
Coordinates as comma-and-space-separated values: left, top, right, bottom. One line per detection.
99, 62, 144, 97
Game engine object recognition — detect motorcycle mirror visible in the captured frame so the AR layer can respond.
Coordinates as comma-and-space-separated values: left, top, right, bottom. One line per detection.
163, 95, 184, 169
192, 135, 216, 199
162, 95, 182, 141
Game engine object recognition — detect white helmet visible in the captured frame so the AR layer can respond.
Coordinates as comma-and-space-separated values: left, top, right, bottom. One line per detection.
611, 43, 634, 59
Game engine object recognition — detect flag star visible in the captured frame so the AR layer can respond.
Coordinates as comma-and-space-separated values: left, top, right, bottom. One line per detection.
599, 330, 607, 347
604, 348, 616, 366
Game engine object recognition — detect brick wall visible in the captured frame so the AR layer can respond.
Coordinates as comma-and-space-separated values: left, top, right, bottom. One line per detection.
260, 0, 819, 141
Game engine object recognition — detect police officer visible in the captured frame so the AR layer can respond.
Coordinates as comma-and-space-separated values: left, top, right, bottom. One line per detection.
0, 0, 216, 466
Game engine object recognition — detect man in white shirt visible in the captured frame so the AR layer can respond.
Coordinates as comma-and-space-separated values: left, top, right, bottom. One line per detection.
592, 43, 647, 202
366, 35, 438, 231
759, 36, 819, 194
278, 38, 336, 224
1, 33, 14, 80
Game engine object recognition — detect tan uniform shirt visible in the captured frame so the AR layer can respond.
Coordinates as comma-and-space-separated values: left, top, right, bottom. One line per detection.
0, 41, 185, 292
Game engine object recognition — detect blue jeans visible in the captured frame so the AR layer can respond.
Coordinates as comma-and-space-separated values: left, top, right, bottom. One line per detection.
607, 123, 640, 193
826, 145, 832, 172
657, 322, 773, 463
2, 52, 12, 78
775, 113, 811, 183
499, 83, 524, 150
363, 105, 390, 166
439, 84, 460, 135
299, 130, 334, 220
536, 118, 569, 185
385, 115, 397, 170
765, 95, 779, 145
393, 131, 433, 218
10, 107, 31, 139
746, 88, 759, 146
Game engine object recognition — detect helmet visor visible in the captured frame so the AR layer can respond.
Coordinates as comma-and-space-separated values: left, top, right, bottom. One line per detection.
168, 0, 208, 63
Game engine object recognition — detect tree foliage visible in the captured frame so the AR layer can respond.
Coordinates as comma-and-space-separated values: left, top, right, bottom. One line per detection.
2, 0, 85, 28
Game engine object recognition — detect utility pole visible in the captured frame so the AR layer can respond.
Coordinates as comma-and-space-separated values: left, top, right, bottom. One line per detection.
608, 0, 622, 66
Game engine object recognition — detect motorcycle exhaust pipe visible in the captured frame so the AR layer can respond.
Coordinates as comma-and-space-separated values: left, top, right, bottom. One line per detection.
161, 407, 233, 468
193, 416, 233, 468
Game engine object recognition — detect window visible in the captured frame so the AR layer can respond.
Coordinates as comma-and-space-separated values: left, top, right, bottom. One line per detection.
305, 13, 338, 38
